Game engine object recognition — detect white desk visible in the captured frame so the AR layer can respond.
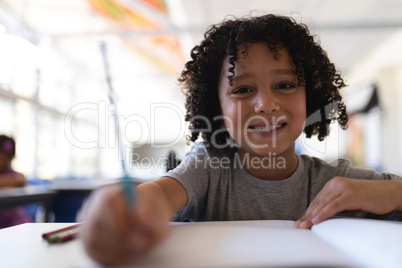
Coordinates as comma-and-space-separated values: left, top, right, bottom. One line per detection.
0, 219, 401, 268
0, 185, 56, 211
0, 220, 354, 268
49, 177, 144, 192
49, 179, 141, 222
0, 223, 93, 268
49, 178, 121, 192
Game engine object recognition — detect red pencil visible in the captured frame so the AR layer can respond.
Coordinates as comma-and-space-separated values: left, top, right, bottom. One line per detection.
52, 230, 80, 243
42, 223, 81, 243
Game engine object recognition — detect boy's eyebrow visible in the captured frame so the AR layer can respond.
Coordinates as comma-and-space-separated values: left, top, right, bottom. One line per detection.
231, 69, 297, 83
231, 73, 250, 83
274, 69, 297, 75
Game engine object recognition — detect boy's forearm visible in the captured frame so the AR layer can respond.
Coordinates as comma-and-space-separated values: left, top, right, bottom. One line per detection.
136, 182, 175, 219
137, 177, 187, 218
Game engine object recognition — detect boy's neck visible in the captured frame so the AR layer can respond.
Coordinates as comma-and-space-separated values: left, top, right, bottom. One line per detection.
238, 148, 298, 181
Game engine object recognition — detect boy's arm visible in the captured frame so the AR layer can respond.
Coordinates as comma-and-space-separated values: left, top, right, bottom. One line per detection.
151, 176, 188, 217
0, 172, 26, 188
81, 176, 187, 266
295, 177, 402, 229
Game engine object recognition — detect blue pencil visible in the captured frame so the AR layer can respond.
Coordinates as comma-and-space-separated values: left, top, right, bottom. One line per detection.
100, 41, 136, 206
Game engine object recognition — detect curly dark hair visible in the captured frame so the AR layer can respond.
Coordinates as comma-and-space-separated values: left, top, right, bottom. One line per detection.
178, 14, 348, 147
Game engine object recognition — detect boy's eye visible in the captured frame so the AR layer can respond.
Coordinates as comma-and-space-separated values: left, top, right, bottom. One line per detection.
233, 87, 252, 94
276, 83, 295, 90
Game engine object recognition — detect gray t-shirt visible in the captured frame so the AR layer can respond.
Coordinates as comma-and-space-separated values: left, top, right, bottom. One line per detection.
165, 143, 400, 222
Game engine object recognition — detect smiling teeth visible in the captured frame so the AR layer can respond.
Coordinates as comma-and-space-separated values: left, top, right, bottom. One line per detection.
253, 125, 282, 131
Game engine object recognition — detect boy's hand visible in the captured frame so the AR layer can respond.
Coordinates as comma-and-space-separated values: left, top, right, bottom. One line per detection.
294, 177, 401, 229
80, 183, 170, 266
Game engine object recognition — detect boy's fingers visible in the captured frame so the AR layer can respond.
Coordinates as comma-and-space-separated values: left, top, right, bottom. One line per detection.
311, 198, 343, 224
300, 195, 352, 227
295, 185, 346, 229
82, 185, 145, 265
310, 190, 343, 217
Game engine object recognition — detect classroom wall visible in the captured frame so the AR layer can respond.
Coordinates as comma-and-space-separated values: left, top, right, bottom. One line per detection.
348, 29, 402, 175
377, 67, 402, 175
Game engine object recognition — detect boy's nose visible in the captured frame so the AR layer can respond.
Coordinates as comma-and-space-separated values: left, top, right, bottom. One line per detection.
254, 92, 280, 114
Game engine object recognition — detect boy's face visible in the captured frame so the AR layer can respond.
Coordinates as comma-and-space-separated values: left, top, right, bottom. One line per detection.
218, 42, 306, 158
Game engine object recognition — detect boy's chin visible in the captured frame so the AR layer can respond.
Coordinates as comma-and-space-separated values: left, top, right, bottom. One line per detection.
238, 138, 296, 157
241, 146, 286, 157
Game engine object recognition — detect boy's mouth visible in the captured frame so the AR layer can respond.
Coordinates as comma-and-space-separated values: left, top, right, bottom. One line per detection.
248, 123, 287, 132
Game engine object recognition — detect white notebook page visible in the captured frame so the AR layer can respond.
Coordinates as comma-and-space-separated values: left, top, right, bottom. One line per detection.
132, 220, 357, 267
312, 218, 402, 268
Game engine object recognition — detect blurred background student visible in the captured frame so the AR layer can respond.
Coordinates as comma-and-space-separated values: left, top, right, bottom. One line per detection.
0, 135, 31, 228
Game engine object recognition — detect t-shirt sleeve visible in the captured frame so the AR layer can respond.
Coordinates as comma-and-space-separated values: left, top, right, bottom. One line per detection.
163, 147, 211, 221
336, 159, 402, 181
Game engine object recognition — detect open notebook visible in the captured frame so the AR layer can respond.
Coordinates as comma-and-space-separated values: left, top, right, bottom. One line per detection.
125, 218, 402, 268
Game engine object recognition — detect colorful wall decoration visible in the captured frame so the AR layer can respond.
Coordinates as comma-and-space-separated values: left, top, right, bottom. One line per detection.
87, 0, 185, 74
